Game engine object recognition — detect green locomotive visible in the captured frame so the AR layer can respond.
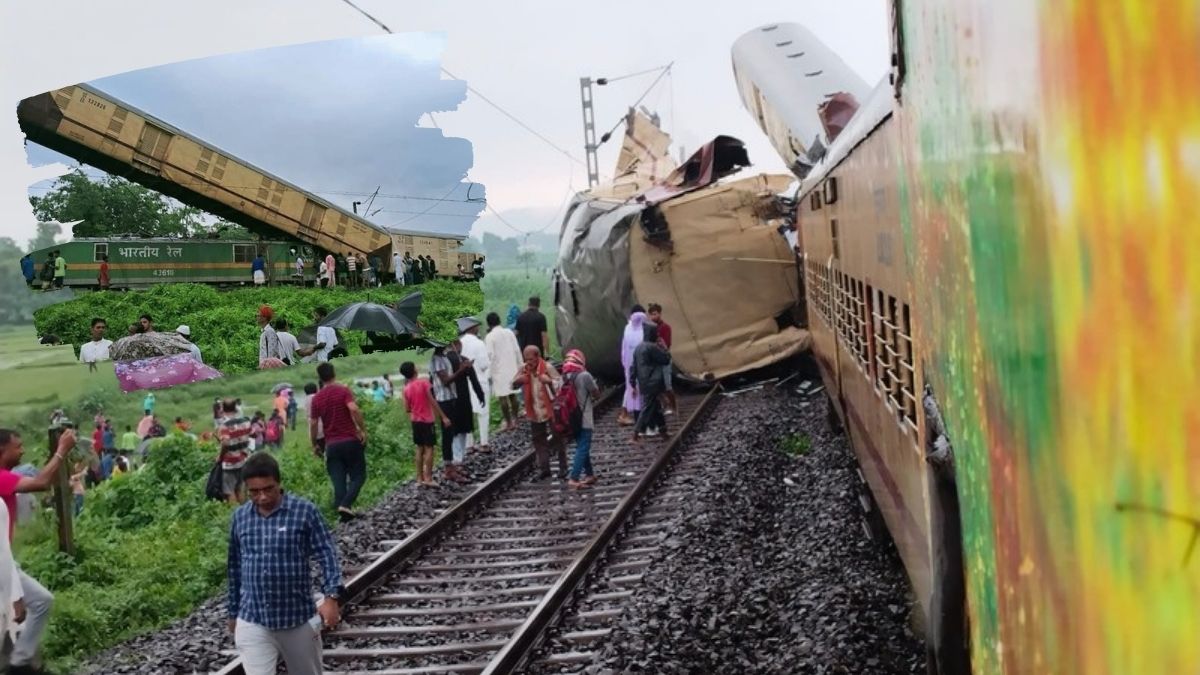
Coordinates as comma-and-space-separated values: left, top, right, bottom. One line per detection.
23, 237, 314, 290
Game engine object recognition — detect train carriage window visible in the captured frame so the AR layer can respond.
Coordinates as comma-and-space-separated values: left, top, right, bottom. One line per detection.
855, 279, 870, 372
93, 243, 108, 262
136, 123, 172, 160
884, 296, 904, 414
232, 244, 256, 264
873, 289, 891, 395
865, 284, 878, 381
898, 303, 917, 431
831, 218, 840, 259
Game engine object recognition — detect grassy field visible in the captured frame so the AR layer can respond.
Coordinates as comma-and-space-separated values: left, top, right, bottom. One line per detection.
0, 274, 533, 668
0, 324, 431, 445
480, 267, 557, 357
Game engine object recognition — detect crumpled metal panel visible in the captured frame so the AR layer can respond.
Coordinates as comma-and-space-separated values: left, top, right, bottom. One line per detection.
554, 195, 645, 381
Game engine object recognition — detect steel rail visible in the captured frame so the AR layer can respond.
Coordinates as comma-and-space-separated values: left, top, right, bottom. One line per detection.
213, 387, 622, 675
480, 384, 722, 674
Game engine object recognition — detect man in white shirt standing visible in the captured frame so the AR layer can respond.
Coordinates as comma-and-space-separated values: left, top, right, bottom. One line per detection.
175, 325, 203, 363
78, 318, 113, 373
305, 307, 339, 364
274, 319, 321, 367
457, 317, 491, 452
392, 251, 404, 286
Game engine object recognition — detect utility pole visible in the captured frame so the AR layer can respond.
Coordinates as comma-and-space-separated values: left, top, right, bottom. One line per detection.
579, 77, 601, 188
47, 422, 74, 555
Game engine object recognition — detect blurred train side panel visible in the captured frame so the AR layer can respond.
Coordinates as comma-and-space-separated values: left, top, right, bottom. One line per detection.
736, 4, 1200, 673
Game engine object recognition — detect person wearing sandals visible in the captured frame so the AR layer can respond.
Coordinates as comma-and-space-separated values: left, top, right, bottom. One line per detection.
562, 350, 600, 489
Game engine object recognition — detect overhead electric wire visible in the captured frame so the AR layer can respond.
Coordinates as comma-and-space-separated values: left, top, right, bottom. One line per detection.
337, 0, 584, 166
598, 62, 673, 145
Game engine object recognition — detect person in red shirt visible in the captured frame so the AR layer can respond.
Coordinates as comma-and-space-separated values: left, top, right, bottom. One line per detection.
400, 361, 451, 487
0, 425, 77, 674
646, 303, 676, 415
308, 362, 368, 522
91, 423, 104, 458
97, 254, 110, 290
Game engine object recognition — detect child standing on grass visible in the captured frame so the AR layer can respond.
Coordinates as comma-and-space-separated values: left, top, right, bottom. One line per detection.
401, 361, 450, 487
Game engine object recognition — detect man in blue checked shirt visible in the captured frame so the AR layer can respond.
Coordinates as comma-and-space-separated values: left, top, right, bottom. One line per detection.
227, 452, 345, 675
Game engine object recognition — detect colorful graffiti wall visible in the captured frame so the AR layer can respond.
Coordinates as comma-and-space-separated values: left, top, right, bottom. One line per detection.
896, 1, 1200, 673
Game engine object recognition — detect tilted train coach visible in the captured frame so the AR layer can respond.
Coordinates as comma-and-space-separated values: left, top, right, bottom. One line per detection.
17, 83, 472, 283
735, 8, 1199, 675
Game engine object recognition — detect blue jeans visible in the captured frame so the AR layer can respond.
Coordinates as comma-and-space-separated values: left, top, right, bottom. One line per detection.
569, 429, 594, 480
325, 439, 367, 509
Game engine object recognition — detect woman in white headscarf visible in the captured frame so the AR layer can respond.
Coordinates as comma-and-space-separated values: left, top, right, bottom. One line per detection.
618, 307, 647, 425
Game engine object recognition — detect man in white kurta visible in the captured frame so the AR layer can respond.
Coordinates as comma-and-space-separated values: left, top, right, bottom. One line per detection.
457, 317, 491, 451
484, 312, 524, 432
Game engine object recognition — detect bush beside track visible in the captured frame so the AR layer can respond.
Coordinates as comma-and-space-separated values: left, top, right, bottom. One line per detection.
32, 281, 483, 373
18, 397, 413, 671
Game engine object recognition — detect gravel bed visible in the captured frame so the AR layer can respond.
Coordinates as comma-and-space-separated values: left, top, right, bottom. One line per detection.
78, 427, 530, 675
556, 385, 925, 674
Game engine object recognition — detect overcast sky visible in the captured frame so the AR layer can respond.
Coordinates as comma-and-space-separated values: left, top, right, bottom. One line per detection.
0, 0, 889, 246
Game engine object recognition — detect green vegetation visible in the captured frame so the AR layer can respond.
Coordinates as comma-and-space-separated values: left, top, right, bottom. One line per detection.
18, 394, 414, 671
780, 432, 813, 457
32, 280, 482, 373
1, 335, 431, 669
29, 168, 248, 240
480, 267, 556, 356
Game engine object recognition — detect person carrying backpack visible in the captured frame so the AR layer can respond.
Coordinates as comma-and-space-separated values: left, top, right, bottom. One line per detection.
561, 350, 600, 489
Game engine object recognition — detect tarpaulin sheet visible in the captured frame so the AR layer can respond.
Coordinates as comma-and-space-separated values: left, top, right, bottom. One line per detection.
554, 196, 643, 381
628, 173, 810, 381
114, 353, 223, 392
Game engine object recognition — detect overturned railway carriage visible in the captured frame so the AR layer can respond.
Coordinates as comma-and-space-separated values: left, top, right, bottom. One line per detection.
736, 7, 1200, 674
17, 83, 404, 263
555, 123, 809, 383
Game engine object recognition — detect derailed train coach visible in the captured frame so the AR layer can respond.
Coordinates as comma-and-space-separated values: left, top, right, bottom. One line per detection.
554, 112, 810, 383
735, 8, 1200, 675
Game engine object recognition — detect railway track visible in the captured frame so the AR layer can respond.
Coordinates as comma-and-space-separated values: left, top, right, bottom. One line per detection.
213, 385, 720, 674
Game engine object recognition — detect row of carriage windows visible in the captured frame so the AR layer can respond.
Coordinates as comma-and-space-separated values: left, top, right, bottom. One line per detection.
805, 258, 918, 432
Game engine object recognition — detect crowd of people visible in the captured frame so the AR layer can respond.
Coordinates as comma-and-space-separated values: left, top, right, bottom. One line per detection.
6, 285, 679, 672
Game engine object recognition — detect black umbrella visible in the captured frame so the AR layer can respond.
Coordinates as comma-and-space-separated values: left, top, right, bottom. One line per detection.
393, 291, 422, 326
321, 302, 419, 335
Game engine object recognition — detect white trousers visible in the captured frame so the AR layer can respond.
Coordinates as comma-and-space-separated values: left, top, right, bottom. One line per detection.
10, 568, 52, 666
474, 407, 490, 446
452, 433, 467, 464
235, 616, 323, 675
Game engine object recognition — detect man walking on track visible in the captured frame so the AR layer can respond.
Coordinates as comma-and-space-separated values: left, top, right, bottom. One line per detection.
512, 345, 567, 480
227, 452, 344, 675
485, 312, 524, 432
0, 425, 77, 675
309, 363, 368, 522
457, 317, 492, 453
515, 296, 549, 355
647, 303, 677, 415
631, 323, 672, 442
